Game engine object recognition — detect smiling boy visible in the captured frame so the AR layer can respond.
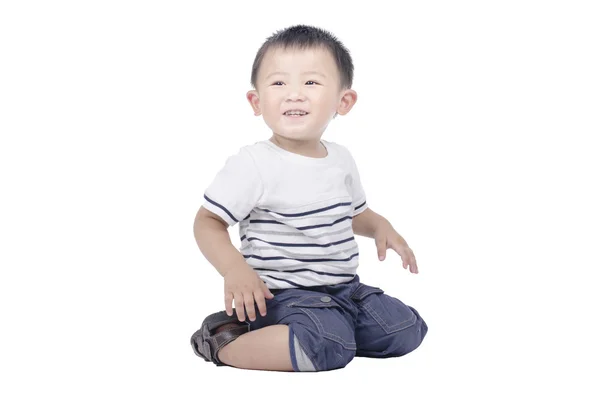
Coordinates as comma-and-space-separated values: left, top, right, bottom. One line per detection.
191, 25, 427, 372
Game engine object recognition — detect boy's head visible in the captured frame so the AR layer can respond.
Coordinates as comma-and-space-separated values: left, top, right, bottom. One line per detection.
247, 25, 357, 144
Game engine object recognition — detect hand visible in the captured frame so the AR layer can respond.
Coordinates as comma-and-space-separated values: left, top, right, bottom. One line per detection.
223, 263, 274, 322
374, 222, 419, 274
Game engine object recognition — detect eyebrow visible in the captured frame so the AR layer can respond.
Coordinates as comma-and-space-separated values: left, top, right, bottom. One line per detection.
265, 71, 327, 80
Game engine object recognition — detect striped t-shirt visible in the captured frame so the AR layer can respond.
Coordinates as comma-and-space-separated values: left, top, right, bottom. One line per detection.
202, 139, 368, 289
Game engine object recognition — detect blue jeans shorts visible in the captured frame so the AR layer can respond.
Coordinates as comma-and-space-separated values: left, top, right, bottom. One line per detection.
248, 275, 428, 371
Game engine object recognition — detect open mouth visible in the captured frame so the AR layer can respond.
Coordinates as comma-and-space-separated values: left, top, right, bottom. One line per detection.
283, 110, 309, 117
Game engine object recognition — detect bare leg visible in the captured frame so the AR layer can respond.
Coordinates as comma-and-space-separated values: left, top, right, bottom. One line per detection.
217, 324, 294, 371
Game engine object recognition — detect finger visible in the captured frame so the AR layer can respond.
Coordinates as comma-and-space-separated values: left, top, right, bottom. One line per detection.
244, 292, 257, 321
400, 246, 417, 273
224, 292, 234, 316
376, 238, 387, 261
233, 292, 246, 322
254, 290, 268, 317
408, 249, 419, 274
262, 283, 274, 299
390, 244, 409, 269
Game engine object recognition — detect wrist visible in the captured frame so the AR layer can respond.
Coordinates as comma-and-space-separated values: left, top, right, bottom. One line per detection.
221, 258, 250, 278
374, 217, 392, 235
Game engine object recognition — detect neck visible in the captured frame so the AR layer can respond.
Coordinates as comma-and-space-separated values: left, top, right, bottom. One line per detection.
269, 135, 327, 158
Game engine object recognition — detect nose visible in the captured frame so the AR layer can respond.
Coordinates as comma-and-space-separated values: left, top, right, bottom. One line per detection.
285, 85, 306, 102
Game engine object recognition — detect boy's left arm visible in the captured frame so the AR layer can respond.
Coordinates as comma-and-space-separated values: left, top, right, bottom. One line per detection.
352, 208, 419, 274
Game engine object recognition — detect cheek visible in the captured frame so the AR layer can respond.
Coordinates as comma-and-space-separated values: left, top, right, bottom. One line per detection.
262, 95, 281, 112
261, 98, 282, 122
312, 91, 338, 107
313, 98, 339, 117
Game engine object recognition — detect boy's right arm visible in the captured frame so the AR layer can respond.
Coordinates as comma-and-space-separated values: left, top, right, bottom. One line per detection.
193, 207, 273, 322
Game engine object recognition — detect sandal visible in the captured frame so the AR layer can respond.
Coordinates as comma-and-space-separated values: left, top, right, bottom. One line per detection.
190, 310, 249, 366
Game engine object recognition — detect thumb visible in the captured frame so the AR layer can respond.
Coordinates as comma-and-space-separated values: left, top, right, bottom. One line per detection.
262, 283, 275, 299
376, 238, 387, 261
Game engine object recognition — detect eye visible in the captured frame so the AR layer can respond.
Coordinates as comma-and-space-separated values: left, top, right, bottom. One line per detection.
306, 81, 319, 85
272, 81, 284, 86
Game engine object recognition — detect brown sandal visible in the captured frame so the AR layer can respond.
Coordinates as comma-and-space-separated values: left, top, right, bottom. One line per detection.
190, 310, 249, 366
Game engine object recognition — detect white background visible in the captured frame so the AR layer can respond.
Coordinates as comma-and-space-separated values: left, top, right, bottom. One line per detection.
1, 0, 599, 395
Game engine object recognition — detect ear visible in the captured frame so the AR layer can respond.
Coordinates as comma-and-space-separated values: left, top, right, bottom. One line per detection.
246, 90, 261, 116
336, 89, 357, 116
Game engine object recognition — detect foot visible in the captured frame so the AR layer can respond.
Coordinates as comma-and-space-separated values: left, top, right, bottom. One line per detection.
190, 310, 250, 365
215, 323, 243, 334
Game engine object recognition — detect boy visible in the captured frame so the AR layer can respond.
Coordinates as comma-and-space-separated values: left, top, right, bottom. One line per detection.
191, 25, 427, 372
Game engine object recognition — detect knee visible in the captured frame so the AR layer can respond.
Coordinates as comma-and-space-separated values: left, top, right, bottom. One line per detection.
388, 307, 428, 356
289, 323, 356, 371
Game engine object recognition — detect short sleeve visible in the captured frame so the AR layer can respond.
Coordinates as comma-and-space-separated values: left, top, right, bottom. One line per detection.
345, 149, 368, 217
202, 148, 263, 226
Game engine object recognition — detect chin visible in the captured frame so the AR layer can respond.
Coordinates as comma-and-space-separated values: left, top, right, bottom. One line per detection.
274, 132, 320, 142
275, 127, 323, 140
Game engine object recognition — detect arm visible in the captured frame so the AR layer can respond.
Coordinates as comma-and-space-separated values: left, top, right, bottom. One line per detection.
352, 207, 390, 239
193, 206, 274, 320
352, 207, 419, 273
193, 206, 249, 277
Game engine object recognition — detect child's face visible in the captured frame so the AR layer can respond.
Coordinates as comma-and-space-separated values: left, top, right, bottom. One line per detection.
247, 46, 356, 143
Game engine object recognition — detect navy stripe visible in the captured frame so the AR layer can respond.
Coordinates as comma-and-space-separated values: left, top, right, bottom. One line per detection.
255, 267, 355, 278
250, 216, 351, 231
243, 214, 251, 220
203, 195, 238, 222
297, 216, 352, 230
247, 236, 354, 248
241, 235, 247, 241
258, 202, 352, 217
243, 252, 359, 263
263, 275, 306, 288
250, 220, 284, 225
354, 201, 366, 211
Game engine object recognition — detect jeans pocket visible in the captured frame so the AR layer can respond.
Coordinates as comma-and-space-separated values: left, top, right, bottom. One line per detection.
287, 295, 356, 351
288, 294, 341, 309
351, 284, 417, 335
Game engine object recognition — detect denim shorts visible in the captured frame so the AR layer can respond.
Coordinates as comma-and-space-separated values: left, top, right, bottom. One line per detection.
248, 275, 428, 371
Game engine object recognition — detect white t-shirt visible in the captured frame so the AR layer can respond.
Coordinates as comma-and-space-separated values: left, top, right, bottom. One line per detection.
202, 139, 368, 289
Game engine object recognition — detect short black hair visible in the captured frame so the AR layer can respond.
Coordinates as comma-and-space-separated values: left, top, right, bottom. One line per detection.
250, 25, 354, 89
